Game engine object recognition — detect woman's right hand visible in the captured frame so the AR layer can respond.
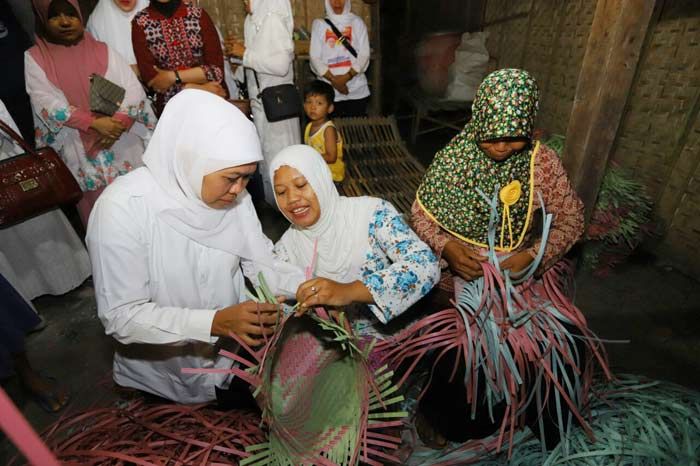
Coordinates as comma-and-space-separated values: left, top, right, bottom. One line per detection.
211, 299, 283, 347
330, 75, 350, 95
442, 240, 486, 281
90, 117, 126, 140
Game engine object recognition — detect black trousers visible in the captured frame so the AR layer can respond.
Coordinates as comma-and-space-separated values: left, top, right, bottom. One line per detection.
418, 323, 587, 450
332, 97, 370, 118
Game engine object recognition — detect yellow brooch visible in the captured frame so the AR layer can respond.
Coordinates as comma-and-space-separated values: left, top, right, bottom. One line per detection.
499, 180, 522, 250
500, 180, 522, 206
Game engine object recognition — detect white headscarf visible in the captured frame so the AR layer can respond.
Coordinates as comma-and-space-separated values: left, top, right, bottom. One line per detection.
86, 0, 149, 65
244, 0, 294, 45
143, 89, 273, 264
270, 145, 380, 282
325, 0, 355, 29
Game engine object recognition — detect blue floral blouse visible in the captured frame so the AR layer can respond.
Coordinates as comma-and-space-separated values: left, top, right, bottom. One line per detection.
276, 200, 440, 337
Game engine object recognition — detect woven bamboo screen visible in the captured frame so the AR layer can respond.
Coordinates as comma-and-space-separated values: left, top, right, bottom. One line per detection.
481, 0, 596, 135
611, 2, 700, 276
198, 0, 373, 40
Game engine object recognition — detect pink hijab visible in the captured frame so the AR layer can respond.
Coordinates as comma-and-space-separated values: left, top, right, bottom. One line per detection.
30, 0, 109, 157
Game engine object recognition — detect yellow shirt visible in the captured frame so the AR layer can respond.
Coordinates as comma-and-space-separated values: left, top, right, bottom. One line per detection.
304, 120, 345, 182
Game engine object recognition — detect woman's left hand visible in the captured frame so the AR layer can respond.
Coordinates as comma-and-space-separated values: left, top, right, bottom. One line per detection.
148, 66, 176, 93
296, 278, 362, 313
499, 251, 534, 274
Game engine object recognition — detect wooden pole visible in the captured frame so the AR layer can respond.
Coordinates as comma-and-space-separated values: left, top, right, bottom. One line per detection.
562, 0, 656, 222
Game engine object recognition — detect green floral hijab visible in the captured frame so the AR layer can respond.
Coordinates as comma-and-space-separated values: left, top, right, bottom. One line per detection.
416, 68, 541, 251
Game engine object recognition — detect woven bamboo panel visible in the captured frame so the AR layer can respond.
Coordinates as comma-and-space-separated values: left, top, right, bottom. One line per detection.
611, 6, 700, 202
482, 0, 595, 135
536, 0, 595, 135
334, 116, 425, 215
198, 0, 373, 39
658, 111, 700, 276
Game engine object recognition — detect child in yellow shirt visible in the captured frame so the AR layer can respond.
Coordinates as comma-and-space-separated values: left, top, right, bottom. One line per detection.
303, 80, 345, 182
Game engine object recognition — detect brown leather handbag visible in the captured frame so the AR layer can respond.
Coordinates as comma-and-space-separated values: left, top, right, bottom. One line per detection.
0, 119, 82, 228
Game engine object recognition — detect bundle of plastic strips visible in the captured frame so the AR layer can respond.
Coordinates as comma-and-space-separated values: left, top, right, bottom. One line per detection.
375, 192, 612, 457
409, 375, 700, 465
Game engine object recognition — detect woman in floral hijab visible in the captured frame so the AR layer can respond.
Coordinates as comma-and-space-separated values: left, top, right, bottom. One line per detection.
408, 69, 598, 449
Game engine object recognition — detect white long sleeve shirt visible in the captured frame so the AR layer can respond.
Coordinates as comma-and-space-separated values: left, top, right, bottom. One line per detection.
310, 15, 371, 102
87, 168, 303, 403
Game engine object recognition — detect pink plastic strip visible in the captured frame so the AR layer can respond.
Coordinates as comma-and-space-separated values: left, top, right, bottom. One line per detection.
0, 387, 60, 466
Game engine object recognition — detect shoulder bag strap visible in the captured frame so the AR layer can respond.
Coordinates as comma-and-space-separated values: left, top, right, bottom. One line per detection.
247, 67, 264, 99
0, 119, 35, 156
324, 18, 358, 58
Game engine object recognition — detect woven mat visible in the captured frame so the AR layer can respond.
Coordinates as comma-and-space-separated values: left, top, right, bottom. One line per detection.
334, 116, 425, 214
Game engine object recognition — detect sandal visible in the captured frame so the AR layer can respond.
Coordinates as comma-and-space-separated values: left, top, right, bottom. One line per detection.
23, 374, 71, 413
415, 410, 448, 449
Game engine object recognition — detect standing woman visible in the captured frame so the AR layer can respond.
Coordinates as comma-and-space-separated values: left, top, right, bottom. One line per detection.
86, 0, 149, 76
25, 0, 155, 227
87, 90, 304, 404
132, 0, 228, 115
227, 0, 301, 206
310, 0, 371, 118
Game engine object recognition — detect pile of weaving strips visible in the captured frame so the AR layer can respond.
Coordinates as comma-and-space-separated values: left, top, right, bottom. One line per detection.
334, 117, 425, 214
541, 133, 655, 275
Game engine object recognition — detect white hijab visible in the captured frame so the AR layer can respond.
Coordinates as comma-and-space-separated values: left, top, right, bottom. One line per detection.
325, 0, 355, 29
143, 89, 273, 265
86, 0, 149, 65
270, 145, 379, 282
244, 0, 294, 46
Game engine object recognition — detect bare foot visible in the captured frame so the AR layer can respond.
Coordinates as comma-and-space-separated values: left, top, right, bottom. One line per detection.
20, 370, 70, 413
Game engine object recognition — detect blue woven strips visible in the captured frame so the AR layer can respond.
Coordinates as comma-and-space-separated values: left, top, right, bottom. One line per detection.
448, 187, 592, 450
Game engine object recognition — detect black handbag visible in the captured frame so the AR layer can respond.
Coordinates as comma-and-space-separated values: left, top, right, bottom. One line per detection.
250, 69, 302, 122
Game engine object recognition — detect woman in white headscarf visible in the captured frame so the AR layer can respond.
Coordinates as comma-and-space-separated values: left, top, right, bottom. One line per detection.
86, 0, 149, 75
270, 145, 439, 337
226, 0, 300, 206
310, 0, 371, 117
86, 89, 304, 404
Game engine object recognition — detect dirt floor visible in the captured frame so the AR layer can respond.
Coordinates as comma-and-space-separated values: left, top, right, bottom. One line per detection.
2, 125, 699, 463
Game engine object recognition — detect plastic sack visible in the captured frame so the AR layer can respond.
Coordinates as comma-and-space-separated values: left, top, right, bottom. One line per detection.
444, 31, 490, 102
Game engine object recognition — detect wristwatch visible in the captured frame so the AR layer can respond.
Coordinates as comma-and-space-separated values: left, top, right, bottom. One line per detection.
174, 69, 182, 85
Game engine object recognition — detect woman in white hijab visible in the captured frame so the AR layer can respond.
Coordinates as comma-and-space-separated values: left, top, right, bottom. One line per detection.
310, 0, 371, 117
226, 0, 300, 206
271, 145, 439, 337
86, 0, 149, 74
86, 89, 304, 404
